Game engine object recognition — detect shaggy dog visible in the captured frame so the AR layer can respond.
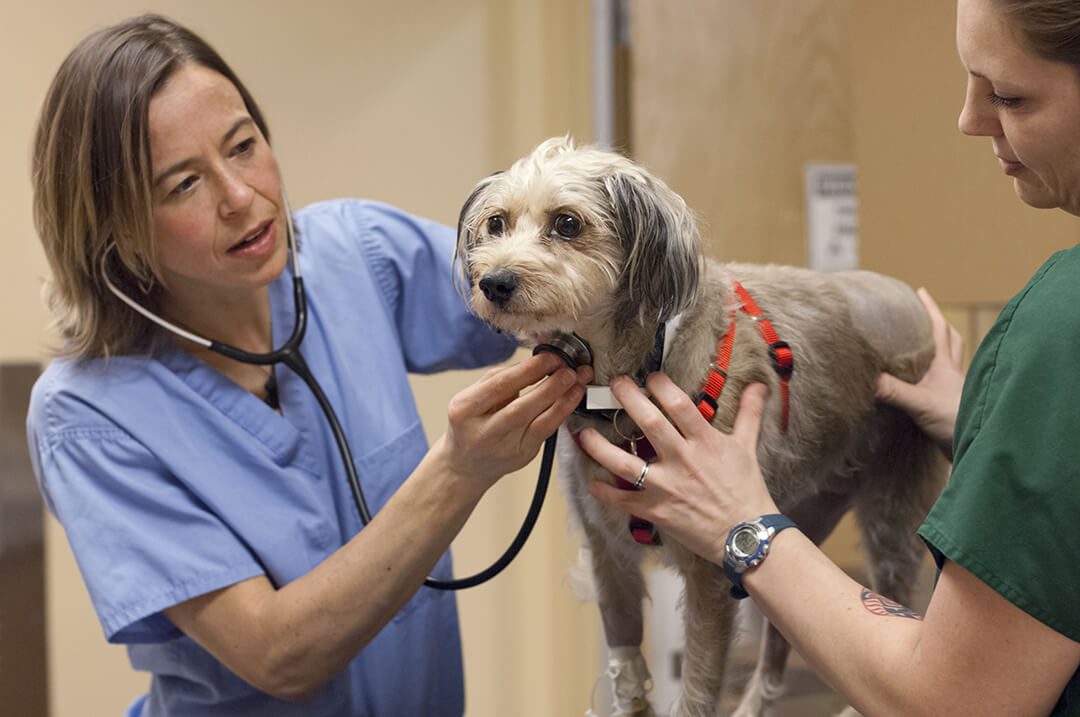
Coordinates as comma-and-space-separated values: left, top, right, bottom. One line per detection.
455, 137, 947, 717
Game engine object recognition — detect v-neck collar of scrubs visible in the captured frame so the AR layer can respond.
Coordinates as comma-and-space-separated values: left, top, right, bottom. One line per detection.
154, 263, 324, 478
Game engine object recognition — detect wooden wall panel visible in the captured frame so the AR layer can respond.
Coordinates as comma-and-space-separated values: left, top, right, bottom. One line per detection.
0, 365, 47, 717
628, 0, 855, 266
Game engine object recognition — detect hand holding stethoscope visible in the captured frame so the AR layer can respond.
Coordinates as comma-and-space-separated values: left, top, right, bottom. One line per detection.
101, 200, 588, 589
440, 353, 591, 491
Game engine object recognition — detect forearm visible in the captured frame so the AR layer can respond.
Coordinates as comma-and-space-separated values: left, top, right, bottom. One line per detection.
191, 435, 488, 699
742, 530, 935, 716
743, 532, 1080, 716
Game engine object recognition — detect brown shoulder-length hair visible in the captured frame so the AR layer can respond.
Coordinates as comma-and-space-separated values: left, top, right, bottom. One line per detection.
32, 14, 271, 359
995, 0, 1080, 67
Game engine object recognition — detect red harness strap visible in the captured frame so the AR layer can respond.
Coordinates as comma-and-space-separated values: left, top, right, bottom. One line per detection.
696, 280, 794, 432
571, 431, 662, 545
609, 280, 794, 547
612, 437, 662, 545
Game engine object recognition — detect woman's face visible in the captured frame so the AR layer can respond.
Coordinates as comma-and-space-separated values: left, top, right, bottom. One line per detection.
957, 0, 1080, 215
148, 63, 287, 318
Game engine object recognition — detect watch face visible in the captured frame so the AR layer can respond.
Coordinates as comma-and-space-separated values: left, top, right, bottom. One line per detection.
732, 526, 760, 558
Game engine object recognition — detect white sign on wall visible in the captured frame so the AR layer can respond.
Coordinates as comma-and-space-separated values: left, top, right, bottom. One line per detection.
805, 163, 859, 272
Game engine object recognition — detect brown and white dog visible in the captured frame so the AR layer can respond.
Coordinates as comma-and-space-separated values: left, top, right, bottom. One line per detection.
455, 137, 947, 717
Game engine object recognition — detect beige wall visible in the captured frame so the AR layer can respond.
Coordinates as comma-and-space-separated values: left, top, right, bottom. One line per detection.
3, 2, 597, 716
850, 1, 1080, 304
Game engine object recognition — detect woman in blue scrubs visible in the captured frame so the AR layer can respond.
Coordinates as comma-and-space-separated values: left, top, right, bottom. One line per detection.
26, 15, 589, 717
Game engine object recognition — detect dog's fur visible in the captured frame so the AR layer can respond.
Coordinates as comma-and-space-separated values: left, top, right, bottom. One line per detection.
455, 137, 947, 717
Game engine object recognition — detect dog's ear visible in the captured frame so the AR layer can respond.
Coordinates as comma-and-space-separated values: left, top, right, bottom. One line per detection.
454, 172, 502, 296
604, 169, 701, 328
456, 171, 502, 252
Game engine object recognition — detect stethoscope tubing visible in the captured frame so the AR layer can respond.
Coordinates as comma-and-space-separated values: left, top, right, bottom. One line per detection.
101, 206, 553, 591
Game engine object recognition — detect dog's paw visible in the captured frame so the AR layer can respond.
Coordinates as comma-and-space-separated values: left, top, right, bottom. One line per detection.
605, 647, 655, 717
729, 699, 769, 717
611, 703, 655, 717
585, 691, 654, 717
832, 707, 862, 717
729, 666, 785, 717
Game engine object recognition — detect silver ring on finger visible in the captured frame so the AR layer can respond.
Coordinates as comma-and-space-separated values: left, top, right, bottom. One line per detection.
633, 461, 650, 491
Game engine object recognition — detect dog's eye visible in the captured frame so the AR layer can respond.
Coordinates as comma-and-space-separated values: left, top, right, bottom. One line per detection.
487, 215, 506, 236
553, 214, 582, 240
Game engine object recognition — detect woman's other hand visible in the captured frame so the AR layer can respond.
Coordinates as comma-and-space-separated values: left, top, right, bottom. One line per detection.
875, 288, 965, 460
440, 352, 591, 492
579, 375, 776, 565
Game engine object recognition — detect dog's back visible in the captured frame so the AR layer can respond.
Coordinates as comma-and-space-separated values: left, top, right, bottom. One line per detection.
832, 269, 935, 382
664, 262, 937, 507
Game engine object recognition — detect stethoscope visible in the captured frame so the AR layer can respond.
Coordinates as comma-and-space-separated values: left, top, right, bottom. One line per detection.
101, 203, 566, 591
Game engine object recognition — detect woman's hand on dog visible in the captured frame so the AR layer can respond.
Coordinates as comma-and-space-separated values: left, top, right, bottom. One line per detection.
875, 288, 964, 461
439, 352, 591, 494
578, 374, 777, 566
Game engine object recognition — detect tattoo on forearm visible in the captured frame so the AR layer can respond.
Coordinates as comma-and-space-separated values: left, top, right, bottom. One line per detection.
861, 589, 922, 620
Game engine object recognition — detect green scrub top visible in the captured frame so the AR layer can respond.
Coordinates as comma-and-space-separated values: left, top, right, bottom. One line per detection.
919, 246, 1080, 715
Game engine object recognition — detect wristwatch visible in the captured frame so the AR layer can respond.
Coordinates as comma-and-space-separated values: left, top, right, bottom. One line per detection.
722, 513, 797, 599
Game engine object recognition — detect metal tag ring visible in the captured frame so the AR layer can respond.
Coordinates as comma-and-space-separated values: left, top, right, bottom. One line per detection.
611, 409, 643, 444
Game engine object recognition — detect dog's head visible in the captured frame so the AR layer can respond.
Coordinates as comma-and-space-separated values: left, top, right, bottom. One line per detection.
455, 136, 701, 343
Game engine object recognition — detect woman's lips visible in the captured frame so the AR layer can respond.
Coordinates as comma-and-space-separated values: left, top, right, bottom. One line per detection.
228, 220, 275, 257
997, 156, 1025, 176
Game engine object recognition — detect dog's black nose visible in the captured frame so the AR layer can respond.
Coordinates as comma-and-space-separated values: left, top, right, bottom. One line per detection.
478, 269, 518, 306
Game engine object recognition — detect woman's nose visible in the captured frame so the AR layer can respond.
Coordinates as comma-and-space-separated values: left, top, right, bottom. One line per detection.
218, 167, 255, 215
958, 84, 1001, 137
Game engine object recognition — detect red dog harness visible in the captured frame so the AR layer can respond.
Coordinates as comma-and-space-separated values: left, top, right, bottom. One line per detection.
618, 280, 794, 545
696, 280, 794, 431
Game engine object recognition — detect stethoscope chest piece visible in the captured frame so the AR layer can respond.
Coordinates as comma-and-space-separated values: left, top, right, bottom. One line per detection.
532, 332, 593, 370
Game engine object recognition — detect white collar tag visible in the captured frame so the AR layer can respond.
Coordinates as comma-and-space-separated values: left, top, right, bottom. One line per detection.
586, 386, 622, 410
662, 311, 683, 365
583, 312, 683, 411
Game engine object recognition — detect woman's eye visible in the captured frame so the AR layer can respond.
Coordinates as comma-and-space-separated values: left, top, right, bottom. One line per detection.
233, 138, 256, 156
171, 175, 198, 196
553, 213, 582, 239
487, 215, 505, 236
988, 91, 1021, 109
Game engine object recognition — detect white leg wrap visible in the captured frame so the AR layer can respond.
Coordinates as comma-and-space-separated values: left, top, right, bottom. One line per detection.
607, 646, 653, 716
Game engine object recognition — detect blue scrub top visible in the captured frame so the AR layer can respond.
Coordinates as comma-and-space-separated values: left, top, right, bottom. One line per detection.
27, 199, 516, 716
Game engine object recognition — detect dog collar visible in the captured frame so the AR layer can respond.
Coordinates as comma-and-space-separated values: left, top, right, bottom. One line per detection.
575, 316, 681, 419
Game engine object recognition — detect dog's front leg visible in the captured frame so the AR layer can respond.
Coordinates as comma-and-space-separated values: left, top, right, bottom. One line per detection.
561, 428, 655, 716
730, 620, 790, 717
673, 553, 738, 717
580, 519, 655, 717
